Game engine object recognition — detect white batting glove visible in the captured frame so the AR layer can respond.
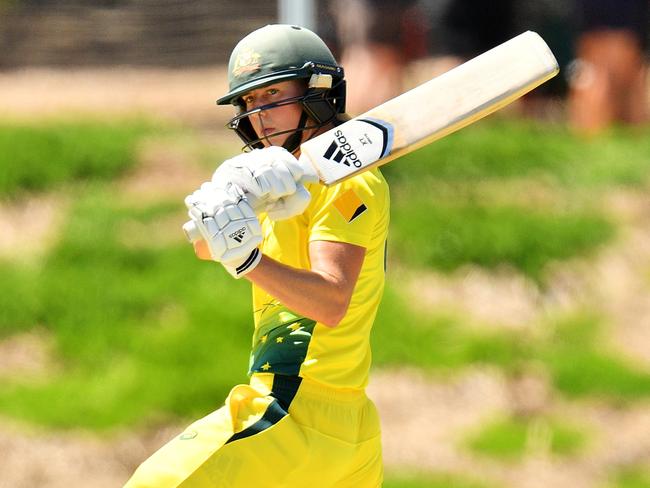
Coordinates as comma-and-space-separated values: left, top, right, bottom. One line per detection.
264, 186, 313, 220
184, 184, 263, 278
217, 247, 262, 279
212, 146, 318, 220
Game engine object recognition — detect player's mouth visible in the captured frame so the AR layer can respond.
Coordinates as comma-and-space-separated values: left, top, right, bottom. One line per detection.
263, 128, 276, 136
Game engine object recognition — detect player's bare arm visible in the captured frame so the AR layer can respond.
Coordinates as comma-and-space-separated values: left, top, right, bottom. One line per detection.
194, 237, 365, 327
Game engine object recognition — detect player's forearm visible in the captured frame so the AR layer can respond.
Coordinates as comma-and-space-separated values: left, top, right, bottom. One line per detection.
246, 255, 352, 327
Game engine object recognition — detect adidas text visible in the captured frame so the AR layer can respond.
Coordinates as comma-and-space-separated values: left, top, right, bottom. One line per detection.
321, 130, 362, 168
335, 130, 362, 167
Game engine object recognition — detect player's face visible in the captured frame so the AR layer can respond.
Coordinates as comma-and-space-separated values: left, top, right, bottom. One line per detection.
241, 80, 306, 148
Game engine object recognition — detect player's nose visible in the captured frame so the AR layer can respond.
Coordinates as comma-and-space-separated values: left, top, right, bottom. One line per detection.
256, 107, 271, 123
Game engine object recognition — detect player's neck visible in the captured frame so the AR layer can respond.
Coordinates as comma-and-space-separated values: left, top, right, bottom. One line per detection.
310, 121, 336, 139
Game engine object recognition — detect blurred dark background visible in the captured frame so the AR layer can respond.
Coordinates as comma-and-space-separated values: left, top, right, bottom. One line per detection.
2, 0, 647, 132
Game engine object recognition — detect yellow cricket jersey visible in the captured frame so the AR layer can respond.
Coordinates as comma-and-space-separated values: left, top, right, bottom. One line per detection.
249, 168, 390, 390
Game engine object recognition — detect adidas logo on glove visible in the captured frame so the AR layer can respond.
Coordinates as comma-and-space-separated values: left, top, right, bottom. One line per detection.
229, 227, 247, 243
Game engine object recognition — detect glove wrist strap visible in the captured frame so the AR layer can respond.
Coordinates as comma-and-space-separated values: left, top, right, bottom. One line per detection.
225, 248, 262, 279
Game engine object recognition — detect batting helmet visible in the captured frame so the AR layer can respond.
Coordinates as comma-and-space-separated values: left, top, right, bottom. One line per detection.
218, 24, 346, 152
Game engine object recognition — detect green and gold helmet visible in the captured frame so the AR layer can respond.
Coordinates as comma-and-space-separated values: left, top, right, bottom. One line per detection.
218, 24, 346, 152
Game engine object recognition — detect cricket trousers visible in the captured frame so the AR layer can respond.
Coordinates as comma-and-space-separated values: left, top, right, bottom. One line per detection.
124, 373, 383, 487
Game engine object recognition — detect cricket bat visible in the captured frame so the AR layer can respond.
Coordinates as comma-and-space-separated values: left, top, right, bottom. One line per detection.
184, 31, 558, 242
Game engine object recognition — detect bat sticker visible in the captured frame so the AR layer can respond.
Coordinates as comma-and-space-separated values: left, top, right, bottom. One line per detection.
315, 118, 395, 181
358, 118, 394, 159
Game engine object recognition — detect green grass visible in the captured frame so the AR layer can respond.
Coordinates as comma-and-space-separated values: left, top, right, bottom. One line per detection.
372, 287, 531, 372
0, 188, 254, 429
8, 237, 622, 429
610, 468, 650, 488
0, 118, 162, 197
465, 416, 588, 460
545, 349, 650, 399
384, 472, 496, 488
381, 118, 650, 279
542, 315, 650, 400
373, 292, 650, 402
382, 119, 650, 188
389, 197, 614, 279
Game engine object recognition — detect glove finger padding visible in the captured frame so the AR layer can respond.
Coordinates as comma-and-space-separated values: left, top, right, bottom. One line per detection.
257, 146, 299, 177
253, 163, 297, 201
260, 146, 317, 183
186, 186, 262, 264
265, 185, 312, 221
184, 188, 208, 210
184, 182, 224, 211
211, 147, 309, 204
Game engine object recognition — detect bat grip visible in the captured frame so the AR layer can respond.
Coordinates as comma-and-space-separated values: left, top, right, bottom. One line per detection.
297, 155, 319, 184
182, 220, 202, 243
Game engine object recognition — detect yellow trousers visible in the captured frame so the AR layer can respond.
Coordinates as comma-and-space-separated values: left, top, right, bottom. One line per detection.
124, 373, 383, 487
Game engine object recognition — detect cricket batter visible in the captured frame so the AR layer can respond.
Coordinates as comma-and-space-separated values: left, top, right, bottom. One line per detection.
125, 24, 389, 487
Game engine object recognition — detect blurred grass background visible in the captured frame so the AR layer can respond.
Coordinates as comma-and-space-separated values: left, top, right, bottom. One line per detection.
1, 115, 650, 487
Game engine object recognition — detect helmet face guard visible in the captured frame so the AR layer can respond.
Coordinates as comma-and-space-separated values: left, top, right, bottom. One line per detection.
226, 69, 346, 153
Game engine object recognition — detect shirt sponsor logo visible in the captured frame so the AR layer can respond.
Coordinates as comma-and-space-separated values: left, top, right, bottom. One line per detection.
333, 189, 367, 223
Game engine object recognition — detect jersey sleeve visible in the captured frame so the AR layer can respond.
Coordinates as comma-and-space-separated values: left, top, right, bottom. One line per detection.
306, 169, 387, 249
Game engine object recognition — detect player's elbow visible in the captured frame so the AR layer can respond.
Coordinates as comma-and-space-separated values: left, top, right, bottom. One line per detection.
311, 270, 357, 327
319, 311, 345, 328
319, 297, 351, 328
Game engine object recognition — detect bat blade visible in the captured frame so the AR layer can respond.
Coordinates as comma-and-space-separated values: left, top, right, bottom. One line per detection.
298, 30, 559, 185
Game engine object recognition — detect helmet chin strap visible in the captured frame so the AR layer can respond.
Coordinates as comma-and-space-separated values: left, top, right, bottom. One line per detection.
282, 110, 310, 154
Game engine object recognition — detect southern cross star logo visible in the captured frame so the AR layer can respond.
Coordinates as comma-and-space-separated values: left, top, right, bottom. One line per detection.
232, 47, 261, 77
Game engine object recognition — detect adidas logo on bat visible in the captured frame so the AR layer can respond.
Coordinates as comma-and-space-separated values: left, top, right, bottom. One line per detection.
323, 130, 362, 168
229, 227, 247, 243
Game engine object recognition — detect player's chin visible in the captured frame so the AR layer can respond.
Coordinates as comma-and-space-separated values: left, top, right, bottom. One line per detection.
263, 134, 288, 148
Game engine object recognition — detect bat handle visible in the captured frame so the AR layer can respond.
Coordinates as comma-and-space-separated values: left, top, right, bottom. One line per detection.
182, 220, 201, 243
297, 155, 319, 185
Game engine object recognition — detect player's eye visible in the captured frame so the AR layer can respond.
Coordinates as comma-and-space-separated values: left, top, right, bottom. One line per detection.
242, 96, 254, 106
267, 88, 279, 96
